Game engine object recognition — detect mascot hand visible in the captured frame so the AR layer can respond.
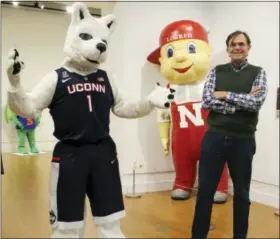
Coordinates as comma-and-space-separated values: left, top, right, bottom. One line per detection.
7, 49, 25, 86
147, 83, 175, 109
164, 148, 169, 156
161, 138, 169, 156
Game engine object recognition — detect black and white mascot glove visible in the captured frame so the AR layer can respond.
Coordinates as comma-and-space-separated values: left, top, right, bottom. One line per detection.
147, 82, 176, 109
7, 49, 25, 87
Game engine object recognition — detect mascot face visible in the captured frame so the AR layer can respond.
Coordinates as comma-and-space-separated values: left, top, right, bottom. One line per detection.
147, 20, 211, 85
63, 3, 115, 69
159, 39, 211, 85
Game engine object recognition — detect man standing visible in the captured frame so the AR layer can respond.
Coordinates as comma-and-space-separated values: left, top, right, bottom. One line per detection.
191, 30, 268, 239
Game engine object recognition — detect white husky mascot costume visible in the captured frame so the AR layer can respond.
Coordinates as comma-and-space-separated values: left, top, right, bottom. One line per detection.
6, 2, 175, 238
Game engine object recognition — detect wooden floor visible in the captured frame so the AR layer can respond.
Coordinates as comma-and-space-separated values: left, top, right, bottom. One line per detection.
1, 153, 279, 238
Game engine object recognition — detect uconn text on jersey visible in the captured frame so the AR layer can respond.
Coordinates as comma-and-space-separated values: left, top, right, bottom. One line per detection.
67, 83, 106, 95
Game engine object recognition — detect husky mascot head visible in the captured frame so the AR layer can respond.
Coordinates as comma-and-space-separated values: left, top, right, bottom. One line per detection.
63, 2, 115, 71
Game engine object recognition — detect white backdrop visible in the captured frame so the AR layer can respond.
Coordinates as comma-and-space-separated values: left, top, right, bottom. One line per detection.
105, 1, 279, 203
1, 2, 279, 204
1, 1, 210, 194
105, 1, 211, 176
208, 2, 279, 187
1, 6, 69, 152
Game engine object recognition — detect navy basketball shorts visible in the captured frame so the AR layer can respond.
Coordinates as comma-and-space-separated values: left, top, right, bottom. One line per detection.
49, 138, 125, 229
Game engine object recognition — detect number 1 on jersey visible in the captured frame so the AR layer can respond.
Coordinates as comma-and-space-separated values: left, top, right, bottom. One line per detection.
87, 95, 93, 112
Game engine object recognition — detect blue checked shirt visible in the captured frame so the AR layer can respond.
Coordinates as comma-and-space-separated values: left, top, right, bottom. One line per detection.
202, 60, 268, 114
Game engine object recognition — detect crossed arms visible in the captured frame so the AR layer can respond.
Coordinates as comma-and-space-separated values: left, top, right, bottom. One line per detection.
201, 67, 268, 114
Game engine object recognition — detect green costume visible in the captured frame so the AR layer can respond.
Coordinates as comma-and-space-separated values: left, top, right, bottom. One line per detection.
5, 105, 40, 154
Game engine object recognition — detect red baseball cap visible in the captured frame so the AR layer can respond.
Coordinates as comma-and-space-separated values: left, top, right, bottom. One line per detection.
147, 20, 208, 65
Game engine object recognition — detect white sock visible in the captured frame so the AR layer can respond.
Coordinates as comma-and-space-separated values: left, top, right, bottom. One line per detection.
97, 220, 126, 238
51, 228, 81, 238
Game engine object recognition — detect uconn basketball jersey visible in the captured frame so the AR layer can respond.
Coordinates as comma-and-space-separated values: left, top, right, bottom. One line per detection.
48, 68, 114, 144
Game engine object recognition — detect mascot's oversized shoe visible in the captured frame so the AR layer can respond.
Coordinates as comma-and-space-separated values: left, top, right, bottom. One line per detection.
171, 189, 228, 203
18, 146, 29, 154
30, 146, 40, 154
171, 189, 191, 200
213, 192, 228, 203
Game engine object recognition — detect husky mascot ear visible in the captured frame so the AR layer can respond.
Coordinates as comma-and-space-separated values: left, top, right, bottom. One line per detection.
70, 2, 92, 25
71, 2, 116, 35
98, 14, 116, 35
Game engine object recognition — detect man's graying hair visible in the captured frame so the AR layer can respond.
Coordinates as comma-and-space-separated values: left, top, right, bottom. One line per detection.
226, 30, 251, 47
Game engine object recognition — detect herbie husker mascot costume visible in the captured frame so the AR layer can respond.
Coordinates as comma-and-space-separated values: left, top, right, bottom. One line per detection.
6, 2, 175, 238
147, 20, 228, 203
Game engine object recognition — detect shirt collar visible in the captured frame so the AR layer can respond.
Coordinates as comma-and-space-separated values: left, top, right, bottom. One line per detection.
231, 59, 248, 71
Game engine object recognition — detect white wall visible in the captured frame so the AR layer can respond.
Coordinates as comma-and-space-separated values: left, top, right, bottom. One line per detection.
1, 2, 279, 207
1, 1, 209, 194
105, 2, 213, 192
1, 6, 69, 152
1, 3, 116, 153
106, 1, 279, 205
208, 2, 279, 206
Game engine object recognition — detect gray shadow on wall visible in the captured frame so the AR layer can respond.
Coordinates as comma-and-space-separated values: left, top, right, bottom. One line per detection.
138, 62, 174, 174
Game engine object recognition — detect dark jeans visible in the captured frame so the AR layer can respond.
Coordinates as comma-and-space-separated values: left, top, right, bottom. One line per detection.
191, 130, 256, 239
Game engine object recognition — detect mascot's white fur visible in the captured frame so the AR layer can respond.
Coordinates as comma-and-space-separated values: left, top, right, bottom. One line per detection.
6, 2, 175, 238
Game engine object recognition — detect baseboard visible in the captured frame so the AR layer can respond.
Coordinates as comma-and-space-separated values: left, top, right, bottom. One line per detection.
2, 146, 278, 208
229, 180, 279, 208
1, 142, 56, 153
122, 179, 174, 195
122, 174, 279, 208
121, 172, 175, 195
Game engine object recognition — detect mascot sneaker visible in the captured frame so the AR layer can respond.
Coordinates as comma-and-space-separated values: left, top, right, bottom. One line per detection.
171, 189, 191, 200
213, 191, 228, 204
